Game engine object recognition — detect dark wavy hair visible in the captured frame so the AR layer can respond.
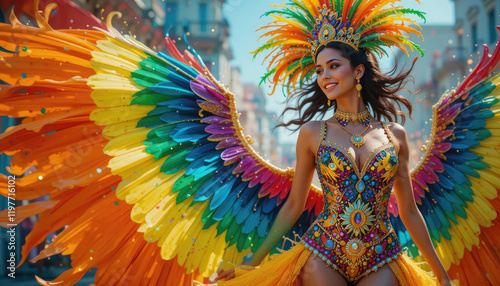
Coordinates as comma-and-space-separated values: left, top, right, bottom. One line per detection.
276, 42, 416, 131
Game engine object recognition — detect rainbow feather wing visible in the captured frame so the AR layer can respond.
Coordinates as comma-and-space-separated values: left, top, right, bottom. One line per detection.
0, 12, 323, 285
389, 28, 500, 285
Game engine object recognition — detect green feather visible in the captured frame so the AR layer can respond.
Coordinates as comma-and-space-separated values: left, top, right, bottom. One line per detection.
173, 174, 195, 193
288, 1, 316, 27
131, 69, 166, 87
139, 57, 171, 79
226, 219, 240, 245
348, 0, 364, 19
201, 207, 216, 223
130, 93, 175, 105
216, 211, 234, 237
175, 175, 211, 204
160, 145, 196, 174
335, 0, 343, 14
454, 183, 474, 203
147, 124, 176, 140
237, 229, 248, 251
136, 115, 163, 127
439, 225, 452, 241
444, 209, 459, 225
258, 68, 276, 87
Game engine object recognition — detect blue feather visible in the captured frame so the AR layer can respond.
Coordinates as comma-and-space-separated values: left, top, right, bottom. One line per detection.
242, 208, 261, 234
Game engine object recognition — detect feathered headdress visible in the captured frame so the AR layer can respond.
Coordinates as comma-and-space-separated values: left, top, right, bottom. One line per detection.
253, 0, 426, 95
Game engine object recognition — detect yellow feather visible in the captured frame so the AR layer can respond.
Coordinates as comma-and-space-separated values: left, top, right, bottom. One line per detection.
159, 200, 208, 260
470, 177, 498, 200
434, 243, 452, 269
97, 39, 145, 65
90, 50, 139, 76
177, 213, 206, 270
103, 128, 150, 156
184, 222, 218, 272
447, 227, 465, 259
89, 105, 155, 125
124, 164, 183, 204
198, 225, 227, 276
270, 14, 308, 31
477, 168, 500, 189
141, 192, 180, 240
108, 147, 155, 178
102, 119, 143, 139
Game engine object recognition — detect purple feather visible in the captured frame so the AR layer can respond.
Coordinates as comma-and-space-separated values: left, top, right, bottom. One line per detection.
205, 124, 234, 135
201, 116, 231, 125
221, 146, 246, 161
216, 138, 241, 150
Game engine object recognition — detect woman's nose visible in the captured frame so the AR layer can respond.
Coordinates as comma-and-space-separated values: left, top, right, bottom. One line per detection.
321, 69, 331, 80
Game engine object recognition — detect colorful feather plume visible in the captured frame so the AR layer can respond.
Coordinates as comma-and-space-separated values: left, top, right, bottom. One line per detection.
254, 0, 425, 94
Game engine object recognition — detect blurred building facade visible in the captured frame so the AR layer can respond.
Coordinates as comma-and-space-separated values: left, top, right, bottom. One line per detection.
396, 0, 500, 168
240, 84, 282, 167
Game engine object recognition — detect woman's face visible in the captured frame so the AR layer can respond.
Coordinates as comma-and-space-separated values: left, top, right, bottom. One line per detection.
315, 47, 359, 101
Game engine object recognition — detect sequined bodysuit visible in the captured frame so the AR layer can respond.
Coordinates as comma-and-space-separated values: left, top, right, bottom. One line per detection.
301, 121, 402, 284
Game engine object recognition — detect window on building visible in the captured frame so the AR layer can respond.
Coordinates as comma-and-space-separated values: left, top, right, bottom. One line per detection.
164, 2, 178, 35
200, 3, 207, 32
471, 22, 478, 52
489, 9, 497, 44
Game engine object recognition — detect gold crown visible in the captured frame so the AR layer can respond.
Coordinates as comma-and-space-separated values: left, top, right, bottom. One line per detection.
311, 5, 361, 57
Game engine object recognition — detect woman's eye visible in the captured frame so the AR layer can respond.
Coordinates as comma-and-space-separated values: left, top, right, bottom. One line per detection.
330, 64, 338, 69
316, 70, 323, 75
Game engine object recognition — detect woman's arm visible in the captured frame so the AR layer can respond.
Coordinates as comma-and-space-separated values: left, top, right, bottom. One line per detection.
390, 123, 453, 286
216, 122, 318, 280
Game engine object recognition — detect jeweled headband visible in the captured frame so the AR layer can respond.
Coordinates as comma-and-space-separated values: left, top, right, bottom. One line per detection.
253, 0, 426, 94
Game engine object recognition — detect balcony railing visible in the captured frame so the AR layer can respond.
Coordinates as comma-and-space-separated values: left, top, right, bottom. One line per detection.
166, 20, 229, 41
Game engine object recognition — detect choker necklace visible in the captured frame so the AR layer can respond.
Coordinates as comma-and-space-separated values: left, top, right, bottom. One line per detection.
334, 109, 371, 126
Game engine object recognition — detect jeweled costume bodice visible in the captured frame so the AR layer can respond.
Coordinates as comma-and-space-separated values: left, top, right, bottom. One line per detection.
302, 121, 402, 283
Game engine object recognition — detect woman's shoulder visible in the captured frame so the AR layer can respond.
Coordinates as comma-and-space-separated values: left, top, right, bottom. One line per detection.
297, 121, 323, 150
300, 120, 322, 134
384, 121, 406, 138
384, 121, 407, 152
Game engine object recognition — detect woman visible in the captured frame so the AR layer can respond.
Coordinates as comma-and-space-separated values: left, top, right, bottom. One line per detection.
216, 1, 455, 285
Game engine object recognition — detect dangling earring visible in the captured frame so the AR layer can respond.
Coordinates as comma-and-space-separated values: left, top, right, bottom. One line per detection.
327, 99, 331, 106
356, 78, 362, 98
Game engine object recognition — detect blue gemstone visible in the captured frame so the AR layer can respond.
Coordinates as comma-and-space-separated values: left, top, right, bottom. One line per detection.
354, 212, 362, 225
326, 240, 334, 248
375, 245, 383, 254
356, 180, 365, 191
352, 243, 358, 250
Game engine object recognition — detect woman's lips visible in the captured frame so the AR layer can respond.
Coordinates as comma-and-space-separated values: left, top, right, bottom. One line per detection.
324, 83, 338, 90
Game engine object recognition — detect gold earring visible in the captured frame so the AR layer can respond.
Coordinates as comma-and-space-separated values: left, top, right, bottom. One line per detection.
328, 99, 331, 106
356, 78, 362, 98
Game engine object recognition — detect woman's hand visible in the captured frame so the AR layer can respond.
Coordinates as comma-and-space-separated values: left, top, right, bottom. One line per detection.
214, 261, 254, 282
439, 277, 456, 286
214, 268, 235, 282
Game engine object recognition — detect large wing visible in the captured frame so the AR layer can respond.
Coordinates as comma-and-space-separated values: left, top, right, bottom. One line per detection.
0, 8, 323, 286
389, 27, 500, 285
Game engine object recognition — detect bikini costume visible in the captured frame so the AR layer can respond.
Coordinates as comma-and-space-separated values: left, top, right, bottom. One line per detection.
219, 122, 437, 285
301, 121, 402, 283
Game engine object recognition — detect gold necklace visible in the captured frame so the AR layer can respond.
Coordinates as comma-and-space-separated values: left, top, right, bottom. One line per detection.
334, 109, 371, 126
335, 119, 370, 148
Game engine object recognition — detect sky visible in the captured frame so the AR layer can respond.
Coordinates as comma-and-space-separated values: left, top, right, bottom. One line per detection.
222, 0, 456, 142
